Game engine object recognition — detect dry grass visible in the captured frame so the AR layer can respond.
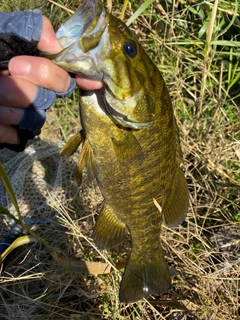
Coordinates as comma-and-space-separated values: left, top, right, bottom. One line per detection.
0, 0, 240, 319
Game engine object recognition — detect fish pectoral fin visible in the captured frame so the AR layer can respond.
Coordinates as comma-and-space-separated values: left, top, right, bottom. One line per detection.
76, 139, 97, 184
93, 205, 128, 250
119, 246, 171, 303
60, 130, 84, 156
111, 130, 144, 164
163, 167, 189, 227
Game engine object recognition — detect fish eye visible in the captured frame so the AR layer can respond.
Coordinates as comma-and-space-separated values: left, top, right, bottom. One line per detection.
123, 41, 137, 58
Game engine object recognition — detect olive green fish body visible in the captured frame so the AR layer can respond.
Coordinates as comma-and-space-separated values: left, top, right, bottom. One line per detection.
79, 70, 187, 302
53, 0, 189, 303
80, 91, 171, 302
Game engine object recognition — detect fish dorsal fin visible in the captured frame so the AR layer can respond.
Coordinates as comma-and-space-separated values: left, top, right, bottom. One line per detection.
93, 205, 128, 249
60, 130, 84, 156
76, 139, 97, 184
111, 130, 144, 165
162, 166, 189, 227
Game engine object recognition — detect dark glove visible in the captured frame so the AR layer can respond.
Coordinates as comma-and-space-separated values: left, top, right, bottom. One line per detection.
0, 11, 41, 70
0, 33, 38, 71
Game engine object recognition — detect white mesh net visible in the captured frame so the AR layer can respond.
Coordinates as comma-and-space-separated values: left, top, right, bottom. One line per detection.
0, 138, 79, 224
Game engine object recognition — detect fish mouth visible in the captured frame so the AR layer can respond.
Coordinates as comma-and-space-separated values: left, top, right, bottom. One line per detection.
51, 0, 107, 79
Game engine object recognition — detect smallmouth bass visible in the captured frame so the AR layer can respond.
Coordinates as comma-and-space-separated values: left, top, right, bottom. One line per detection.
52, 0, 189, 303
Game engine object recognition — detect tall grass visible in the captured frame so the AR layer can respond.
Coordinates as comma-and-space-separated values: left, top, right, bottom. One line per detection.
0, 0, 239, 319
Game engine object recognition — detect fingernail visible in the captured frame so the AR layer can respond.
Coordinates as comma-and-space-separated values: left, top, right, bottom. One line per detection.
9, 57, 31, 76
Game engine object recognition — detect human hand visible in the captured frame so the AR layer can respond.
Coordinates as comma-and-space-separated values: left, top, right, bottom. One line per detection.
0, 15, 103, 148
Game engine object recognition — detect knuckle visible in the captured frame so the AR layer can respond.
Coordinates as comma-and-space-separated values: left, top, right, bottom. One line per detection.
38, 59, 69, 92
0, 125, 18, 144
0, 125, 9, 143
39, 59, 52, 85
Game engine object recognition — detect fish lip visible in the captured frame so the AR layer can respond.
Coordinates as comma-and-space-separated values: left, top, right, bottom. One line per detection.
54, 53, 102, 80
100, 90, 133, 125
98, 87, 152, 130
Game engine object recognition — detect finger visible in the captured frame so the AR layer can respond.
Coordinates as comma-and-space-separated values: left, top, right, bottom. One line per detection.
8, 56, 71, 93
0, 105, 24, 125
0, 125, 19, 144
0, 70, 9, 76
0, 76, 36, 107
37, 16, 63, 53
76, 75, 103, 90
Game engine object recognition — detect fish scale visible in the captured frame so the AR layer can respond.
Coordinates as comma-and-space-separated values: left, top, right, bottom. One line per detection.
51, 0, 189, 303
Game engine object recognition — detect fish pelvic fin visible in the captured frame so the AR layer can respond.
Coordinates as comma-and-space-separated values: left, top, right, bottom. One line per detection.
76, 138, 98, 184
60, 130, 84, 156
163, 167, 189, 227
93, 205, 128, 249
119, 246, 171, 303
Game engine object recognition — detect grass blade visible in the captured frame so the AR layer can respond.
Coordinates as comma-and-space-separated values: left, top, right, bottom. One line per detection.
126, 0, 155, 26
0, 162, 21, 219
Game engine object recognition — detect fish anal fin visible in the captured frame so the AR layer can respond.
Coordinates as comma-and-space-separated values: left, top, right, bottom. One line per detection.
93, 205, 127, 250
111, 130, 144, 165
119, 246, 171, 303
163, 167, 189, 227
76, 139, 97, 184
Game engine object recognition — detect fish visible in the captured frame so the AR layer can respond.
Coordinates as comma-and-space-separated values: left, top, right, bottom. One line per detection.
51, 0, 189, 303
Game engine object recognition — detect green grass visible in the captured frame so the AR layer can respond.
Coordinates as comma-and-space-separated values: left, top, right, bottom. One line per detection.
0, 0, 239, 319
